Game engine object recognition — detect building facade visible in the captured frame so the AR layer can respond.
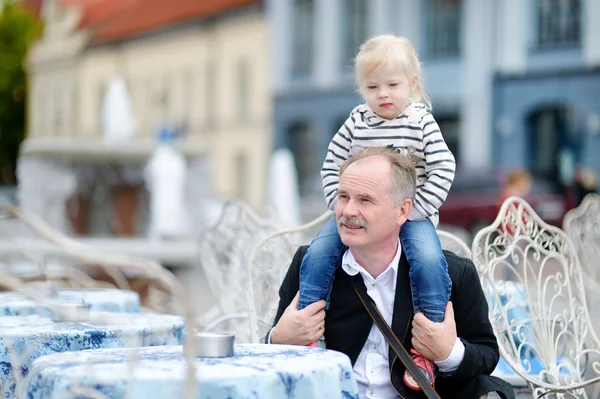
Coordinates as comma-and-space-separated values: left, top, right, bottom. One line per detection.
25, 0, 271, 214
268, 0, 600, 202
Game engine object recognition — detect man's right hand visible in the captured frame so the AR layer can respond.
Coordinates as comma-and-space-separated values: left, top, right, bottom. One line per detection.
270, 291, 326, 345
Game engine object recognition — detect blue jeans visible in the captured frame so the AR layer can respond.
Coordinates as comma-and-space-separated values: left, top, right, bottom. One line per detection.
401, 219, 451, 322
298, 218, 451, 322
298, 218, 345, 310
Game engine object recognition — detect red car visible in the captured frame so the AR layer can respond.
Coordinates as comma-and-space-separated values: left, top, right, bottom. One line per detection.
439, 171, 574, 235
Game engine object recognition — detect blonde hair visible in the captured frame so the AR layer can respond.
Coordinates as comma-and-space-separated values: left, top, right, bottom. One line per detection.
354, 34, 431, 110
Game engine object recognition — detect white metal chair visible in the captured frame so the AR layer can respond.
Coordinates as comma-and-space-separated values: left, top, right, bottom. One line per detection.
472, 196, 600, 398
563, 194, 600, 399
197, 200, 312, 342
563, 193, 600, 305
437, 229, 471, 258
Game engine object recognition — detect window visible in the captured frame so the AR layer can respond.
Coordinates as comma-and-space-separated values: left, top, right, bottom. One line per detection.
205, 62, 216, 127
341, 0, 368, 67
97, 82, 107, 135
292, 0, 314, 78
289, 122, 317, 196
526, 106, 578, 180
436, 116, 460, 165
237, 59, 250, 122
426, 0, 461, 58
234, 152, 249, 200
537, 0, 581, 49
53, 88, 63, 135
183, 70, 194, 133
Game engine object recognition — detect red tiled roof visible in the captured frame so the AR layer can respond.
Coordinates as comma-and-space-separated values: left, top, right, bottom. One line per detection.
90, 0, 260, 44
21, 0, 43, 16
60, 0, 143, 29
20, 0, 260, 44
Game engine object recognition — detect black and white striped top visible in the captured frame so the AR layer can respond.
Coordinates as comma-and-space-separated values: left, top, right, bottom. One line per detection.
321, 102, 456, 226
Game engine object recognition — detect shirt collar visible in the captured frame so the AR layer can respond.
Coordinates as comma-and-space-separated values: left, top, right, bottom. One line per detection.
341, 239, 401, 283
359, 104, 380, 122
358, 103, 416, 123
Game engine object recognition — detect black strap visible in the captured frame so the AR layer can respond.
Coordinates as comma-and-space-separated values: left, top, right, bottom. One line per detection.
347, 275, 441, 399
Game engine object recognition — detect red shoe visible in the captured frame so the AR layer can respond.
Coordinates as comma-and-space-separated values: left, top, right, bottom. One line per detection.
307, 335, 326, 348
403, 349, 436, 391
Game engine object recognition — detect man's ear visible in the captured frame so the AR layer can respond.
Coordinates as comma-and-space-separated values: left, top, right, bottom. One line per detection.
397, 198, 412, 225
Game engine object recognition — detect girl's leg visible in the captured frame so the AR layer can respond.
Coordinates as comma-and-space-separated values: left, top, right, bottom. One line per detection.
299, 218, 346, 310
400, 220, 451, 323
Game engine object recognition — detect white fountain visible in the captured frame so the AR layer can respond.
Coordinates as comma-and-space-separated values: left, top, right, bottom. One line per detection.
7, 76, 214, 268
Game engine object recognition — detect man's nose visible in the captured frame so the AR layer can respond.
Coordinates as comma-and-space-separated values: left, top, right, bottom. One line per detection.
343, 200, 360, 217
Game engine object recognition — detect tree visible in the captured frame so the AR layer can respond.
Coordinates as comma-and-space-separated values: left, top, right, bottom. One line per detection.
0, 1, 42, 184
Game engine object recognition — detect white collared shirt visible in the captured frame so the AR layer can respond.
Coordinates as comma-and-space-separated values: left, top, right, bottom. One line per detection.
342, 240, 465, 399
342, 244, 401, 399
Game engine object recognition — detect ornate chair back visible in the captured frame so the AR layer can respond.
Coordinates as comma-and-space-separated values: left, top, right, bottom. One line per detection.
472, 196, 600, 398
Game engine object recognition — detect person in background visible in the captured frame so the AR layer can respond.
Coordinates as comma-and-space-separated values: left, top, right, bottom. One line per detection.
499, 169, 532, 208
573, 166, 598, 205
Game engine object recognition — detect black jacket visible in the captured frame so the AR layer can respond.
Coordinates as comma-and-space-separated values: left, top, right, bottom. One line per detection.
273, 246, 515, 399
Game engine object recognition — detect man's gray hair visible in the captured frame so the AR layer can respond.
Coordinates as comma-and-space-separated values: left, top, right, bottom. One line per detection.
339, 147, 416, 206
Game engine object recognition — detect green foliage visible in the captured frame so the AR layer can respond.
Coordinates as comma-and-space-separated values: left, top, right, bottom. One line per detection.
0, 0, 42, 183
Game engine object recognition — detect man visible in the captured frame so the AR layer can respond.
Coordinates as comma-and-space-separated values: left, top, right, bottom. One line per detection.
269, 147, 513, 398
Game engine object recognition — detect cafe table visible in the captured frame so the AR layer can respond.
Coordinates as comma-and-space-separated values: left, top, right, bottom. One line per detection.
24, 343, 359, 399
0, 288, 141, 316
0, 312, 184, 398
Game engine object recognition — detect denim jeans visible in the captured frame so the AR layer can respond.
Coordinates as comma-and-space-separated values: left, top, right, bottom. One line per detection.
298, 218, 451, 322
298, 218, 345, 310
400, 219, 451, 323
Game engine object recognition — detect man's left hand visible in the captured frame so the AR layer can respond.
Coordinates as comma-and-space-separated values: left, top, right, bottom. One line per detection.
411, 302, 457, 361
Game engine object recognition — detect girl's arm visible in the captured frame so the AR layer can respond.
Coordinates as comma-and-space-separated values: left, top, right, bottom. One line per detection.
321, 111, 357, 210
414, 112, 456, 218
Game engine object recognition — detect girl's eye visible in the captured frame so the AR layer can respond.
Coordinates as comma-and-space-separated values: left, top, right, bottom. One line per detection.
389, 83, 398, 87
367, 85, 377, 90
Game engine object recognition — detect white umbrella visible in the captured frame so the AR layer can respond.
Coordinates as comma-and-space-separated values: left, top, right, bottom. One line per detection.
101, 77, 137, 145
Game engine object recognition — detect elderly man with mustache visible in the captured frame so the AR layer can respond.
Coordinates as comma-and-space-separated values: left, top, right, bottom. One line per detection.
268, 147, 513, 399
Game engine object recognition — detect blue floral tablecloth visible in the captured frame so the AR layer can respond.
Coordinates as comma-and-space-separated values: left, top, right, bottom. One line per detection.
0, 312, 185, 398
0, 288, 141, 316
24, 344, 359, 399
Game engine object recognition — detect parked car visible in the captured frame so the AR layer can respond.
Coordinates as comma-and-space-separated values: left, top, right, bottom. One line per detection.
439, 171, 574, 235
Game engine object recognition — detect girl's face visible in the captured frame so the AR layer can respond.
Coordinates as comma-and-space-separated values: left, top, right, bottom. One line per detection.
360, 62, 415, 120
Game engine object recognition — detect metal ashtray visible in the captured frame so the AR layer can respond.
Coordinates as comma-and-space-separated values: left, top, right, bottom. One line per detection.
50, 300, 91, 322
189, 332, 235, 358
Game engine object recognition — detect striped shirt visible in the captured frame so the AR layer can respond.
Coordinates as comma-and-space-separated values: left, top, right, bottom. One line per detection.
321, 102, 456, 226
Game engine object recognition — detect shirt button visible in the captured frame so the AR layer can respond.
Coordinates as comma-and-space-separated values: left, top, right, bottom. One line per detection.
372, 345, 377, 350
370, 389, 375, 395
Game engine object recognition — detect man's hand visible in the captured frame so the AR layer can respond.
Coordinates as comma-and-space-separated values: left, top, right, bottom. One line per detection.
270, 292, 326, 345
411, 302, 457, 361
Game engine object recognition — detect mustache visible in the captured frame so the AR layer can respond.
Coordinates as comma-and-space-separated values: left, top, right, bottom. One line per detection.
338, 216, 368, 229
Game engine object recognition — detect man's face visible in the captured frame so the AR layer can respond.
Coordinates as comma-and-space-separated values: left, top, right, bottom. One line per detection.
335, 156, 408, 249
